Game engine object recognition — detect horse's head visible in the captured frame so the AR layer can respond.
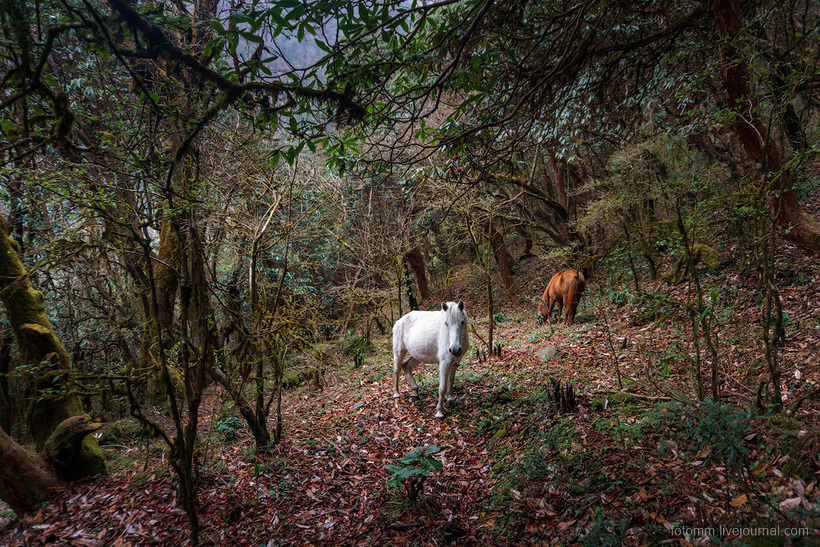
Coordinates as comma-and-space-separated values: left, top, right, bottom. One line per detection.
537, 300, 547, 319
442, 301, 468, 357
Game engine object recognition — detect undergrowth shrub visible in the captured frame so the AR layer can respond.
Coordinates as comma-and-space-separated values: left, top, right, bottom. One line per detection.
214, 417, 243, 441
385, 445, 443, 503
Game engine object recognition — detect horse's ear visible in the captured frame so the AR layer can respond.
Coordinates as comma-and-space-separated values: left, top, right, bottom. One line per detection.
441, 302, 448, 311
458, 300, 464, 311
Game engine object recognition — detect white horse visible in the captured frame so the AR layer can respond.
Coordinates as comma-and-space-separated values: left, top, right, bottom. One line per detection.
392, 301, 470, 420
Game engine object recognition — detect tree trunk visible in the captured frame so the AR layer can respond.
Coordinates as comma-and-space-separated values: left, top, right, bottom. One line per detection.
483, 218, 515, 291
43, 414, 105, 481
514, 224, 534, 258
548, 151, 568, 213
711, 0, 820, 252
210, 366, 271, 448
404, 249, 431, 301
402, 257, 419, 311
0, 324, 12, 434
0, 426, 61, 515
154, 220, 180, 341
0, 214, 106, 472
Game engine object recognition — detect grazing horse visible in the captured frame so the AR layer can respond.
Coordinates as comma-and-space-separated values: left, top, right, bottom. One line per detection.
392, 301, 470, 420
538, 269, 586, 325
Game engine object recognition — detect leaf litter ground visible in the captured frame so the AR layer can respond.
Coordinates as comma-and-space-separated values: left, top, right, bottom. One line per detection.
2, 244, 820, 545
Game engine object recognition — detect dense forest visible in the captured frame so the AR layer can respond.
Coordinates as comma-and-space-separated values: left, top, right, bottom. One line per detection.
1, 0, 819, 544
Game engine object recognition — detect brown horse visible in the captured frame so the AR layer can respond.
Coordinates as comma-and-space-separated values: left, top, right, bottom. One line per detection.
538, 269, 586, 325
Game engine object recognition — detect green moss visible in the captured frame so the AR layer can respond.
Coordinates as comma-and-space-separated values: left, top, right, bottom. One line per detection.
664, 244, 720, 285
608, 393, 635, 406
281, 370, 301, 389
43, 415, 106, 481
692, 244, 719, 268
97, 420, 145, 444
131, 471, 157, 487
78, 435, 107, 477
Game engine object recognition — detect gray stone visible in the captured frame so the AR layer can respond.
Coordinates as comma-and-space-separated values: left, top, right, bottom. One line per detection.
536, 345, 560, 361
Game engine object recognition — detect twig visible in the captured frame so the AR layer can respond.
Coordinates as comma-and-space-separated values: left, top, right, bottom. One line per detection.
388, 522, 423, 531
589, 390, 672, 402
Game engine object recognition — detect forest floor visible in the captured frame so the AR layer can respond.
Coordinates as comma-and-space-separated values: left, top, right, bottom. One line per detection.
2, 243, 820, 546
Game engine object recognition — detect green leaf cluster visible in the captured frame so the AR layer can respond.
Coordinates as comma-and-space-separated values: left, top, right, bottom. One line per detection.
385, 444, 443, 488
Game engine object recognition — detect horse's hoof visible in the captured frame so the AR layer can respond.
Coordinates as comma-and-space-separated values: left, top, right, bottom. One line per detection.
410, 395, 419, 402
435, 416, 444, 422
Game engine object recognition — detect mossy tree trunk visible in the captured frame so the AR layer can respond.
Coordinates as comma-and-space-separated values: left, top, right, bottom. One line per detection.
1, 413, 104, 514
154, 220, 180, 344
0, 214, 105, 476
0, 426, 60, 515
0, 325, 11, 433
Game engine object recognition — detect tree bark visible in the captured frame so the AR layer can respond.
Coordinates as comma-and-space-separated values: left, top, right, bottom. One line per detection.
711, 0, 820, 252
0, 214, 105, 471
154, 220, 180, 341
209, 366, 271, 448
0, 325, 11, 434
402, 256, 419, 311
514, 224, 534, 258
548, 151, 568, 213
0, 426, 61, 516
404, 249, 431, 301
43, 415, 105, 481
483, 218, 515, 291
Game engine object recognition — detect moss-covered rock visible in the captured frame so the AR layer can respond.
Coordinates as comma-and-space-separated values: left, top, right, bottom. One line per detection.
692, 243, 719, 268
281, 369, 302, 389
608, 393, 636, 406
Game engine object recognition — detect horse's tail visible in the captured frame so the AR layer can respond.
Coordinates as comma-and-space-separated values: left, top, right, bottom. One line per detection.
392, 317, 403, 354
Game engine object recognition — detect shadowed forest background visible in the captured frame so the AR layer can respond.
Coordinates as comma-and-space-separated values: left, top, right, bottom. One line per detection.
1, 0, 820, 544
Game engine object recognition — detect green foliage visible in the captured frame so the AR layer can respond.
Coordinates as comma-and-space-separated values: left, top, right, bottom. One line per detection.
607, 287, 631, 308
585, 509, 628, 546
687, 399, 752, 470
795, 175, 820, 202
517, 448, 556, 484
344, 334, 374, 367
385, 445, 443, 502
214, 417, 244, 442
492, 312, 506, 323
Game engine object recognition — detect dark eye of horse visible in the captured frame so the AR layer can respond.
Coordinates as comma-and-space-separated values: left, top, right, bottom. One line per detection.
445, 322, 449, 327
461, 320, 465, 326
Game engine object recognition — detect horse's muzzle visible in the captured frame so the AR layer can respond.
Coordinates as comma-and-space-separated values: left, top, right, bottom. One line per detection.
450, 346, 463, 357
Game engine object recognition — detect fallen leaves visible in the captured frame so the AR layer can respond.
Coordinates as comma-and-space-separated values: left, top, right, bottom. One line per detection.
4, 261, 820, 545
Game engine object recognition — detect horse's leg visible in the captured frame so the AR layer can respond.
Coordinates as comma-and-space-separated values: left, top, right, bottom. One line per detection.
402, 358, 420, 400
445, 361, 457, 401
435, 362, 449, 420
392, 347, 406, 399
547, 297, 555, 324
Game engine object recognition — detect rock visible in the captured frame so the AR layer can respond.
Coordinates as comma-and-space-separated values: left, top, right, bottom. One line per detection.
536, 345, 560, 361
